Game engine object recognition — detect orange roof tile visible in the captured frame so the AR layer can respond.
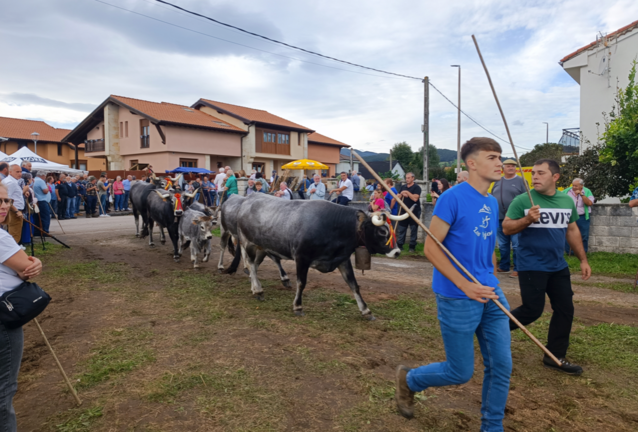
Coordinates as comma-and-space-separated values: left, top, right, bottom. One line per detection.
560, 19, 638, 63
196, 99, 313, 132
0, 116, 71, 142
308, 132, 348, 147
111, 95, 245, 133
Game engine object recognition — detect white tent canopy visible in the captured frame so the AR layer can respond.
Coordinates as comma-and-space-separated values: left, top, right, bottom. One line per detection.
0, 150, 7, 159
1, 147, 86, 175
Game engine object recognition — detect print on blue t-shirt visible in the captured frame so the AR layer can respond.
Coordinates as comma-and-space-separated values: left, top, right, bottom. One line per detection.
431, 182, 500, 299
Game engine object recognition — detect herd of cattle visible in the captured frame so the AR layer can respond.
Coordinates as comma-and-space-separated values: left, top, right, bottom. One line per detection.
129, 173, 410, 318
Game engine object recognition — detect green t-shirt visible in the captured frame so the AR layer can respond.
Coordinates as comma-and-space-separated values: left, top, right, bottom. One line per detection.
225, 175, 238, 195
506, 189, 578, 272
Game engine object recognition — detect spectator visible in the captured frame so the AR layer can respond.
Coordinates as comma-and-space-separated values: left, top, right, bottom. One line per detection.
237, 170, 247, 178
254, 172, 270, 193
0, 181, 44, 432
270, 170, 278, 184
85, 176, 98, 218
246, 179, 256, 196
439, 178, 450, 193
33, 171, 51, 237
396, 172, 421, 253
0, 162, 8, 180
223, 169, 238, 204
275, 182, 293, 199
141, 175, 148, 183
365, 181, 375, 192
351, 172, 360, 192
97, 175, 109, 217
298, 175, 311, 200
254, 181, 265, 193
358, 172, 366, 185
385, 178, 399, 215
308, 174, 326, 200
564, 178, 595, 254
370, 189, 386, 211
75, 176, 86, 215
329, 172, 354, 206
47, 177, 58, 217
629, 184, 638, 208
249, 169, 257, 180
192, 177, 202, 202
66, 176, 78, 219
491, 158, 528, 278
113, 176, 125, 211
122, 175, 132, 211
2, 165, 26, 244
56, 174, 68, 220
214, 168, 227, 205
104, 177, 112, 213
202, 176, 213, 205
456, 171, 469, 184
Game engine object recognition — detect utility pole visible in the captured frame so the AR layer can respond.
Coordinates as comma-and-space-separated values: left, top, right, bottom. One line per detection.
451, 65, 461, 174
389, 149, 392, 173
543, 122, 549, 144
423, 76, 429, 182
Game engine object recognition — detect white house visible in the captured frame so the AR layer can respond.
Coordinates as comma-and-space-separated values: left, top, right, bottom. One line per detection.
560, 19, 638, 151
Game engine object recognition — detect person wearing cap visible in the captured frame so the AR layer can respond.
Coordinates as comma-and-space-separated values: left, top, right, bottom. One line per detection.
491, 159, 528, 278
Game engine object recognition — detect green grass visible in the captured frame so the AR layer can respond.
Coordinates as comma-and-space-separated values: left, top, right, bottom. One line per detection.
76, 327, 155, 389
47, 261, 128, 285
54, 406, 103, 432
374, 296, 439, 337
566, 251, 638, 278
211, 226, 221, 237
573, 280, 637, 293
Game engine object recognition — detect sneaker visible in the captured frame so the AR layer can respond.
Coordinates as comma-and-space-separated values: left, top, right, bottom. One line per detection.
543, 355, 583, 375
509, 271, 519, 278
497, 268, 510, 273
395, 365, 415, 419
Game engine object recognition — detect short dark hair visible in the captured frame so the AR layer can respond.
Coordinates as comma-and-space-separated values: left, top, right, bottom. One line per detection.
534, 159, 560, 176
0, 162, 8, 172
460, 137, 502, 162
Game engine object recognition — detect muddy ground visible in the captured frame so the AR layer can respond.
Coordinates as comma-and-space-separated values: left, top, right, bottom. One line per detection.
12, 228, 638, 431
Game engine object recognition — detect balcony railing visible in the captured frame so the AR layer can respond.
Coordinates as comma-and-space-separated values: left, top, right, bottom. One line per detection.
85, 139, 105, 153
140, 135, 150, 148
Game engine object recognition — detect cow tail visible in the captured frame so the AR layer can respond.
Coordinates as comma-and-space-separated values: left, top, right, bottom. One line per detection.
227, 236, 236, 256
223, 238, 242, 275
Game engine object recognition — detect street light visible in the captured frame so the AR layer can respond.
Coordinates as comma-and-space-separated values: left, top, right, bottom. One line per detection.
31, 132, 40, 154
542, 122, 548, 144
451, 65, 461, 174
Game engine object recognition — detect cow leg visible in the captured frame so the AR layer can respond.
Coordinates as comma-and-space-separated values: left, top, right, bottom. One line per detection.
148, 218, 155, 247
269, 255, 291, 289
160, 227, 166, 245
292, 260, 310, 316
168, 225, 180, 261
242, 244, 265, 300
178, 234, 184, 256
203, 240, 211, 262
217, 229, 231, 271
190, 242, 199, 269
338, 260, 375, 320
133, 207, 140, 237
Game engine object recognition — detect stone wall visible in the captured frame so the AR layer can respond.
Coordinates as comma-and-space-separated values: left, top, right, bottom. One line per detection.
589, 204, 638, 253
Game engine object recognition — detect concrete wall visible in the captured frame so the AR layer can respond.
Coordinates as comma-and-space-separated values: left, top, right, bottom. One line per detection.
563, 28, 638, 148
589, 204, 638, 253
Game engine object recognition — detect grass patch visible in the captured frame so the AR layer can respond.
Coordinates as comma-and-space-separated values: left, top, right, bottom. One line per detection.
54, 406, 103, 432
573, 280, 637, 293
566, 252, 638, 277
211, 226, 221, 237
375, 296, 439, 337
76, 327, 155, 389
47, 261, 128, 285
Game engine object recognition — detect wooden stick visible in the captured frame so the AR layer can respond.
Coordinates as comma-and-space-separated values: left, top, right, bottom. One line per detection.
48, 202, 66, 235
33, 318, 83, 406
471, 35, 534, 206
352, 150, 561, 366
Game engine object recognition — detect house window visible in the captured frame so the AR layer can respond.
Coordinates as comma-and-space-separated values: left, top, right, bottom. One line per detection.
130, 160, 138, 169
180, 158, 198, 168
120, 122, 123, 137
125, 121, 128, 137
57, 143, 63, 156
72, 160, 87, 171
264, 132, 276, 143
140, 119, 150, 148
277, 133, 289, 145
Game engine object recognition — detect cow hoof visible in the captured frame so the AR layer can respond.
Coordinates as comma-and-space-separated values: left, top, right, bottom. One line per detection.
173, 257, 180, 262
243, 268, 250, 275
218, 267, 224, 273
294, 310, 305, 317
135, 234, 140, 238
282, 280, 291, 289
253, 293, 265, 301
149, 243, 155, 248
203, 256, 209, 262
161, 241, 166, 245
364, 314, 376, 321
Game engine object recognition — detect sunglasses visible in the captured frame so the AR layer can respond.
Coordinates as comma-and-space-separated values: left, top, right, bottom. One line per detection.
0, 198, 14, 206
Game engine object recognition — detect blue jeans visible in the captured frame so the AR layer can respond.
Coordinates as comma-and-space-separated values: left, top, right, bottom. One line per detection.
36, 200, 51, 235
99, 195, 107, 215
407, 288, 512, 432
66, 197, 76, 218
75, 195, 81, 214
565, 215, 590, 254
497, 219, 518, 271
86, 195, 97, 215
0, 323, 23, 432
332, 196, 351, 206
123, 191, 130, 209
114, 194, 123, 211
50, 200, 57, 217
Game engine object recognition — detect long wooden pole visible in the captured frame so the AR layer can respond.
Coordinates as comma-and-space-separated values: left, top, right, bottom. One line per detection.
352, 150, 561, 366
48, 202, 66, 235
471, 35, 534, 206
33, 318, 83, 406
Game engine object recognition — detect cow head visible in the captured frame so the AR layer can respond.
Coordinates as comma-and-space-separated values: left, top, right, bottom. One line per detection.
192, 215, 215, 240
182, 188, 200, 207
150, 173, 168, 189
359, 211, 409, 258
154, 190, 183, 217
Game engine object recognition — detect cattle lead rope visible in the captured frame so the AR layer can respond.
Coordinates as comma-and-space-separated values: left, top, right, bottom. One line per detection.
351, 150, 561, 366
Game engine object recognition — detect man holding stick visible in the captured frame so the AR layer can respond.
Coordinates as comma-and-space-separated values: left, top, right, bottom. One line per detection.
395, 138, 511, 430
502, 159, 591, 375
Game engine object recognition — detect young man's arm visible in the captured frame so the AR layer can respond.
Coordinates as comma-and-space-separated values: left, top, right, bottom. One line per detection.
565, 222, 592, 280
424, 216, 499, 303
502, 205, 541, 235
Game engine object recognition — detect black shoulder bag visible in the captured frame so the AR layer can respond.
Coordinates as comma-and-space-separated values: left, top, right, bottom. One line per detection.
0, 281, 51, 329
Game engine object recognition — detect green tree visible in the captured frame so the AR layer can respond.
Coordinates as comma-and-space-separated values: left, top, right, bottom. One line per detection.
519, 143, 563, 166
599, 60, 638, 193
559, 142, 625, 198
409, 145, 440, 179
389, 142, 414, 171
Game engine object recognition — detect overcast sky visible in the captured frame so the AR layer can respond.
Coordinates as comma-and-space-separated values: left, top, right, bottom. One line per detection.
1, 0, 637, 157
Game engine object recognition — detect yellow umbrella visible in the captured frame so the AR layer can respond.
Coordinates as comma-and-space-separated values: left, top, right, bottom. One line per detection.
281, 159, 329, 170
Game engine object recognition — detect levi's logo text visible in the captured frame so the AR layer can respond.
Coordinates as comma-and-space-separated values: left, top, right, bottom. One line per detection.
474, 205, 494, 239
524, 208, 572, 228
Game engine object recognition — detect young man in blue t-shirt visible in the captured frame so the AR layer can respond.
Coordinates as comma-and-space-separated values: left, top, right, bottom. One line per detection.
395, 137, 511, 432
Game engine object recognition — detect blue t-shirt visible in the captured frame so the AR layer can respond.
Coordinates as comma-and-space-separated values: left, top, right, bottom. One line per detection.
122, 179, 131, 191
431, 182, 499, 299
49, 183, 57, 201
33, 177, 51, 203
385, 187, 399, 215
631, 187, 638, 201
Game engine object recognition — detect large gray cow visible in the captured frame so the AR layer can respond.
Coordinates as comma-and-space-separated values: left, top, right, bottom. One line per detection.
235, 194, 408, 318
178, 208, 215, 268
217, 194, 291, 288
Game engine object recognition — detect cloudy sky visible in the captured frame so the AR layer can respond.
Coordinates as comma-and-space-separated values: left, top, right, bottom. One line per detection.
1, 0, 637, 157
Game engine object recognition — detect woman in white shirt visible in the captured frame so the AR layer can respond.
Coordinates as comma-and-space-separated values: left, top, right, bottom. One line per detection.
0, 183, 43, 432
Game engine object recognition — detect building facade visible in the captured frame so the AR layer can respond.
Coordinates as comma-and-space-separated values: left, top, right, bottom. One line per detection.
560, 20, 638, 150
307, 132, 349, 177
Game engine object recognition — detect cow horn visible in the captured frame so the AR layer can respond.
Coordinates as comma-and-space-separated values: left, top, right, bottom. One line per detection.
154, 190, 170, 199
170, 174, 183, 183
151, 172, 157, 179
371, 213, 385, 226
386, 212, 410, 222
184, 187, 199, 198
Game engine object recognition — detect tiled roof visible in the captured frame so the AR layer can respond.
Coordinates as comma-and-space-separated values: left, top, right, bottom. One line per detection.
0, 116, 71, 142
195, 99, 314, 132
111, 95, 245, 133
560, 20, 638, 63
308, 132, 348, 147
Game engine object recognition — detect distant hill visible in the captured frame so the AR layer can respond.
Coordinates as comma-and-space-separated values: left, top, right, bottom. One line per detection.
437, 149, 457, 163
341, 147, 454, 162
